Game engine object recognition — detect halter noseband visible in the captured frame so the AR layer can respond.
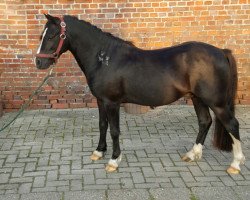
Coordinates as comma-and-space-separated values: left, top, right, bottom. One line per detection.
36, 17, 66, 63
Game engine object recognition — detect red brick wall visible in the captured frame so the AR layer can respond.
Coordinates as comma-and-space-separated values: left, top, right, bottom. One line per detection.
0, 0, 249, 112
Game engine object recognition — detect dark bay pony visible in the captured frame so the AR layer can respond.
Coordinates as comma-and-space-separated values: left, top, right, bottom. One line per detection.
35, 14, 245, 174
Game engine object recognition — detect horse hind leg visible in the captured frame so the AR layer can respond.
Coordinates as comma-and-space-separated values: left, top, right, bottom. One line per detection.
182, 96, 212, 162
211, 106, 245, 174
227, 133, 245, 174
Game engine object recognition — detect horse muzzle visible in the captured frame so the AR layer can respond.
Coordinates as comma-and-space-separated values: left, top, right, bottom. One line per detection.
35, 57, 54, 69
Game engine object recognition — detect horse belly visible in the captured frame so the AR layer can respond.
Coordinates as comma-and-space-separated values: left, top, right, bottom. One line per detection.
124, 78, 184, 106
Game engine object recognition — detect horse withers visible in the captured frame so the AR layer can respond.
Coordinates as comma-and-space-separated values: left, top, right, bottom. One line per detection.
35, 14, 245, 174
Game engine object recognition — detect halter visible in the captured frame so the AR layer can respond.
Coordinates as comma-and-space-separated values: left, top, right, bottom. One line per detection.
36, 17, 66, 63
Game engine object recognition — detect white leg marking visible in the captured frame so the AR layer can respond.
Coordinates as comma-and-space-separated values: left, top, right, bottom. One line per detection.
183, 143, 203, 161
108, 154, 122, 168
229, 133, 245, 171
90, 150, 105, 161
105, 154, 122, 172
92, 150, 104, 158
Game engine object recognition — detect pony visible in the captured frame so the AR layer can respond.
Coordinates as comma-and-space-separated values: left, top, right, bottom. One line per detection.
35, 14, 245, 174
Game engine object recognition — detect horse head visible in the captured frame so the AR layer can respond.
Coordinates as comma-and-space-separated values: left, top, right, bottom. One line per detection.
35, 14, 68, 69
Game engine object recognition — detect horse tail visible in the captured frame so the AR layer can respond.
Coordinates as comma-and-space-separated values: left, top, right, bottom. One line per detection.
213, 49, 237, 152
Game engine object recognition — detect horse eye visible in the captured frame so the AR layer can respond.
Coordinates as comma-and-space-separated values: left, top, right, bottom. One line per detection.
48, 32, 59, 40
48, 35, 55, 40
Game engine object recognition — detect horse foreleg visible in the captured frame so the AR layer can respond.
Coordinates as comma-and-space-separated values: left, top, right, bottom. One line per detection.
182, 97, 212, 162
182, 143, 203, 162
90, 99, 108, 161
104, 103, 122, 172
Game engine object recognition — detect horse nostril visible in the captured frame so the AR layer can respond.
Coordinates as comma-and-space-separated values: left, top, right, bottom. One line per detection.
36, 58, 41, 66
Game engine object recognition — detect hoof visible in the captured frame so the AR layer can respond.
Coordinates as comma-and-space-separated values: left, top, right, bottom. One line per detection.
105, 154, 122, 173
90, 151, 104, 161
181, 155, 192, 162
182, 144, 202, 163
194, 154, 200, 161
90, 154, 102, 161
227, 166, 240, 175
105, 164, 118, 173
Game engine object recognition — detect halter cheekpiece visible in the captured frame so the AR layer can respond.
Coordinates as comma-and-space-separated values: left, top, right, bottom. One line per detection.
36, 17, 66, 63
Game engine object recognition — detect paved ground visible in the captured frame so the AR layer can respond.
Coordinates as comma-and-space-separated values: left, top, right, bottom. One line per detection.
0, 105, 249, 200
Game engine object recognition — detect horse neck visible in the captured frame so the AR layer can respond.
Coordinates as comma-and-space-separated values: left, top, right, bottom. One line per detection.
66, 20, 105, 78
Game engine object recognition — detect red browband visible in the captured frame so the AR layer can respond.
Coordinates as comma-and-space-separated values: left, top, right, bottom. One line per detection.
36, 17, 66, 62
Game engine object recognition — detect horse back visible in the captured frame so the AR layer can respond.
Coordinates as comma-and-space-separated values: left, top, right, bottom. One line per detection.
93, 42, 230, 106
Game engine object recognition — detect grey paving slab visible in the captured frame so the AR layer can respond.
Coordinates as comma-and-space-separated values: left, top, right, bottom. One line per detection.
107, 189, 150, 200
64, 191, 106, 200
233, 186, 250, 200
20, 192, 62, 200
150, 188, 191, 200
0, 194, 20, 200
191, 187, 240, 200
0, 105, 249, 199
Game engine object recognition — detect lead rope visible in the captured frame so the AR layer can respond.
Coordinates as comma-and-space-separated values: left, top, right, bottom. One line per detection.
0, 66, 54, 132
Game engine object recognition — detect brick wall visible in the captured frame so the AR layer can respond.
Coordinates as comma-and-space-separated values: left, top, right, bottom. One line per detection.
0, 0, 249, 112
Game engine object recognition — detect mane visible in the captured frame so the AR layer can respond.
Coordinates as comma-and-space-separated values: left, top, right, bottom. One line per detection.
64, 15, 134, 47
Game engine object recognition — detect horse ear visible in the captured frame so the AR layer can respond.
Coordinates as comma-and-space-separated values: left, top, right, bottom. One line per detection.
44, 14, 60, 24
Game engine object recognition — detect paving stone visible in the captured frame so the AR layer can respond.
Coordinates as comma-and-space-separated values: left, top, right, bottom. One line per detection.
6, 155, 17, 163
121, 178, 134, 189
188, 166, 204, 176
141, 167, 155, 177
188, 180, 213, 187
0, 173, 10, 183
20, 192, 62, 200
31, 187, 57, 193
179, 171, 196, 182
108, 189, 150, 200
24, 162, 36, 172
0, 194, 20, 200
150, 188, 191, 200
95, 169, 107, 179
33, 176, 46, 188
235, 180, 250, 186
47, 170, 58, 181
72, 160, 82, 170
84, 185, 108, 190
46, 180, 69, 187
96, 178, 120, 185
83, 174, 95, 185
18, 183, 32, 194
0, 159, 4, 168
210, 181, 225, 187
197, 161, 212, 171
131, 172, 145, 184
191, 187, 240, 200
233, 186, 250, 200
9, 177, 33, 184
70, 179, 83, 191
135, 183, 159, 189
23, 171, 46, 177
170, 177, 186, 187
151, 162, 165, 172
107, 172, 130, 179
65, 191, 105, 200
219, 176, 237, 186
59, 165, 70, 175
